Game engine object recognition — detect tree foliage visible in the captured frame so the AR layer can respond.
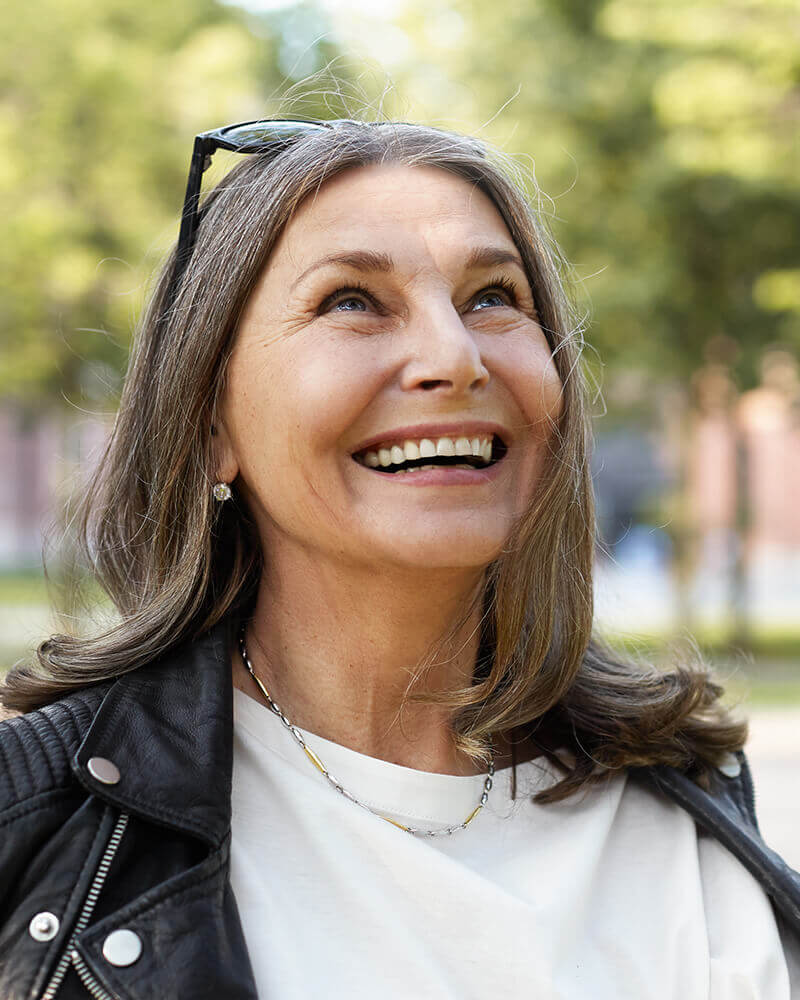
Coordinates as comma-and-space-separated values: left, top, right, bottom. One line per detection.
393, 0, 800, 388
0, 0, 344, 403
1, 0, 798, 404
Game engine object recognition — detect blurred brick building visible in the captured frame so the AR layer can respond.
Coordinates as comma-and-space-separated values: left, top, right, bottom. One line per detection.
0, 409, 108, 568
688, 350, 800, 626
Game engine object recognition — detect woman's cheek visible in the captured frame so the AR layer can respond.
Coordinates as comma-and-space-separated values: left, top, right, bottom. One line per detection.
541, 361, 565, 425
491, 331, 563, 429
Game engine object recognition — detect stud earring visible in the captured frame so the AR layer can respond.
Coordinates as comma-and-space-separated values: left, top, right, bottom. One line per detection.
213, 482, 232, 502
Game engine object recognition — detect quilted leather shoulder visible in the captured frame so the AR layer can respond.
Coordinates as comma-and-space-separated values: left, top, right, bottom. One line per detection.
0, 682, 112, 813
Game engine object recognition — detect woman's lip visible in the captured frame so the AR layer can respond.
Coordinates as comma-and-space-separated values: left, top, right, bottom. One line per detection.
351, 455, 507, 485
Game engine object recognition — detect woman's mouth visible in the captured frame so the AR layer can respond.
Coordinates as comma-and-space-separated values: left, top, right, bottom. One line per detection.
352, 433, 508, 482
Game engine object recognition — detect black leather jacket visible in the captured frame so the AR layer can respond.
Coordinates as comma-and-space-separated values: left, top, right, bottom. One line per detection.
1, 620, 799, 999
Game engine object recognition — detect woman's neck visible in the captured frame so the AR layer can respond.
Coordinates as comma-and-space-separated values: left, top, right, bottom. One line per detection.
233, 554, 493, 775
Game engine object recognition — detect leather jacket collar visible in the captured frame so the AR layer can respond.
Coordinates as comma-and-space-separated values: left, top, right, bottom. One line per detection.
72, 619, 236, 849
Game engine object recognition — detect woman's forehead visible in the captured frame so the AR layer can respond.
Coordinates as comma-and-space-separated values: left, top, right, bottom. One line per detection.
272, 163, 518, 275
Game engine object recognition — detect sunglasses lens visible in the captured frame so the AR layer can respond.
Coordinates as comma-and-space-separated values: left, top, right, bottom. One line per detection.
219, 120, 329, 151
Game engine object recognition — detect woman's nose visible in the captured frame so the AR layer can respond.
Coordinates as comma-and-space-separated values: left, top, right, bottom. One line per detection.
400, 301, 490, 394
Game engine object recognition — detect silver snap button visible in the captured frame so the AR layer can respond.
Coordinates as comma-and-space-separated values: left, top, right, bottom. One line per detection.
87, 757, 121, 785
102, 928, 142, 967
718, 753, 741, 779
28, 911, 60, 942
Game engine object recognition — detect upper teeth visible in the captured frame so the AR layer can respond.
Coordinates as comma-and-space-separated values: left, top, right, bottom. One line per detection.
359, 436, 494, 468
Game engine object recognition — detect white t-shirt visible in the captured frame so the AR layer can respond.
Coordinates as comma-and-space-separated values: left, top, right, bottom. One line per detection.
230, 686, 793, 999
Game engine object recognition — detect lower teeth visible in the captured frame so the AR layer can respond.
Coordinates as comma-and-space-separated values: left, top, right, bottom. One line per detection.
393, 463, 477, 474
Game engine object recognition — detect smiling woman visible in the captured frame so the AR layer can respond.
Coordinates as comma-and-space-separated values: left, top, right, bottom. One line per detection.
0, 119, 798, 999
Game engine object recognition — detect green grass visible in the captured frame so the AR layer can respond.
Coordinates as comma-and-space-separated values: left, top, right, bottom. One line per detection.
1, 644, 31, 669
0, 568, 107, 612
719, 667, 800, 709
0, 569, 48, 605
601, 626, 800, 663
601, 627, 800, 708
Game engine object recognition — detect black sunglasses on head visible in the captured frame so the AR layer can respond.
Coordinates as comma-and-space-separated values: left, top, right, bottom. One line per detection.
166, 117, 352, 313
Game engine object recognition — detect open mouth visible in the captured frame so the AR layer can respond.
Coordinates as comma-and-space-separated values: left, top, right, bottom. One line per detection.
352, 434, 508, 474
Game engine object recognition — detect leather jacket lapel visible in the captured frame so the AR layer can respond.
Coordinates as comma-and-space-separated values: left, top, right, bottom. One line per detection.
72, 830, 258, 1000
70, 621, 236, 849
58, 619, 258, 999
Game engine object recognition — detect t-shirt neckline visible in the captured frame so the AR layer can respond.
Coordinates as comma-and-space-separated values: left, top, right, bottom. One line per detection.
233, 686, 559, 827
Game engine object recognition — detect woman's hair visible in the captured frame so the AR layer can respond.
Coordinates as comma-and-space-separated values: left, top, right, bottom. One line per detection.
0, 120, 745, 801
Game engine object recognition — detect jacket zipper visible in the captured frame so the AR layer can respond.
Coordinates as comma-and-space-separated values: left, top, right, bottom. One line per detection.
70, 949, 119, 1000
40, 811, 130, 1000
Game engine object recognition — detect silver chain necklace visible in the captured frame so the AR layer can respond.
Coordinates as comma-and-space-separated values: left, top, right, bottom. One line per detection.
238, 626, 495, 836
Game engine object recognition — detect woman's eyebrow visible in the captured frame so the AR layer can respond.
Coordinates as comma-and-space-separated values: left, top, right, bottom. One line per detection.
292, 250, 393, 290
291, 245, 527, 292
462, 246, 527, 275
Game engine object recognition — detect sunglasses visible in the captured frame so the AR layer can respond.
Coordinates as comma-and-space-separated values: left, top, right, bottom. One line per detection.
165, 117, 353, 312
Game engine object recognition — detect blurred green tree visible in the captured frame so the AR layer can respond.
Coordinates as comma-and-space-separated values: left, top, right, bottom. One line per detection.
5, 0, 796, 403
0, 0, 346, 403
394, 0, 800, 389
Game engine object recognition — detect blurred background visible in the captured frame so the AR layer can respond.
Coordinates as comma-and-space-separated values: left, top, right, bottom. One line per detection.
0, 0, 797, 860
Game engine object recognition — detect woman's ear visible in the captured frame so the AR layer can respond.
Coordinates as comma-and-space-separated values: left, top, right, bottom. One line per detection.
211, 416, 239, 485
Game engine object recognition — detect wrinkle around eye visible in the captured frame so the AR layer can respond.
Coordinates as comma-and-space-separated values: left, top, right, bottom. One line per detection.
464, 309, 544, 343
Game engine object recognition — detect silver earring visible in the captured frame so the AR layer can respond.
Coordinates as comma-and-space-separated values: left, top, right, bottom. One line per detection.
213, 482, 232, 502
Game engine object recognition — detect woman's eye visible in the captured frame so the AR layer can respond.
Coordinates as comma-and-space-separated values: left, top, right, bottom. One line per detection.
333, 295, 367, 312
321, 286, 373, 313
471, 281, 517, 311
473, 291, 506, 310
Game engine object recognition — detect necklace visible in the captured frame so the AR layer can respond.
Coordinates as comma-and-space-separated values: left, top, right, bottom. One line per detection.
238, 626, 495, 836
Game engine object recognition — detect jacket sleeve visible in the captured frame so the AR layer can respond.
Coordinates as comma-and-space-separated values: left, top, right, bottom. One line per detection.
0, 691, 106, 916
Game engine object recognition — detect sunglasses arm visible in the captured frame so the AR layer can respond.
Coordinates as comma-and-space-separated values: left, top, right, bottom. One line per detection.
164, 136, 216, 314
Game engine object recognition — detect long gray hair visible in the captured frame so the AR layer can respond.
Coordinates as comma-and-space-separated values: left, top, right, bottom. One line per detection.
1, 121, 745, 801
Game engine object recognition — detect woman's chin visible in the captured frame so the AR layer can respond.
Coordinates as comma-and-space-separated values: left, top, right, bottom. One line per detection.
362, 534, 506, 573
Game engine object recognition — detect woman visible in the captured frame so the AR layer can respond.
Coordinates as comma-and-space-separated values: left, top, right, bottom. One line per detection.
0, 118, 798, 999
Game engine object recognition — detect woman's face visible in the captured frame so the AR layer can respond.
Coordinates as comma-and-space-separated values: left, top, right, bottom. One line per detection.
217, 163, 563, 574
